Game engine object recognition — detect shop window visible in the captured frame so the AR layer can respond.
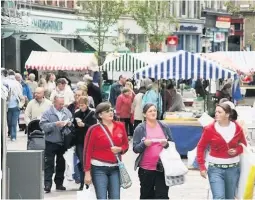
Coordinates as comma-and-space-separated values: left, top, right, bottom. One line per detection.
177, 35, 183, 50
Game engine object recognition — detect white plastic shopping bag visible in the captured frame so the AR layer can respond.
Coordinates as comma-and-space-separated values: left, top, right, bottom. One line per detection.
187, 147, 197, 168
77, 184, 97, 200
63, 148, 74, 181
160, 141, 188, 176
236, 144, 255, 200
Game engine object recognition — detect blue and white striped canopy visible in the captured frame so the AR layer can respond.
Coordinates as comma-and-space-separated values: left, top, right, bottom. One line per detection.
135, 51, 236, 81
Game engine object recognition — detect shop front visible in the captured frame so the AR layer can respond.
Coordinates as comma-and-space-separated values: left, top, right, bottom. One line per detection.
175, 21, 204, 53
14, 9, 119, 72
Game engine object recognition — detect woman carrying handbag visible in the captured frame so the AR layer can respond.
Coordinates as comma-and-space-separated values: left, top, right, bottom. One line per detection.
73, 96, 97, 190
133, 103, 173, 199
83, 102, 129, 200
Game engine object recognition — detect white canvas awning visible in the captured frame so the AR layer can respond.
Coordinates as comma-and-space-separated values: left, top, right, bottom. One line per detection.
79, 35, 118, 52
30, 34, 69, 52
25, 51, 98, 71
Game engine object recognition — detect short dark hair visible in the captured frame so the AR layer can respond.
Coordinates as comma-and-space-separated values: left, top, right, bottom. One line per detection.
8, 70, 15, 76
143, 103, 157, 114
167, 84, 174, 90
56, 78, 67, 85
119, 75, 123, 80
95, 102, 112, 120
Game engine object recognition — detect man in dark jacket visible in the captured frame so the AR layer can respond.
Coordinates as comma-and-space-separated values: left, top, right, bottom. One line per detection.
83, 74, 102, 107
109, 75, 127, 107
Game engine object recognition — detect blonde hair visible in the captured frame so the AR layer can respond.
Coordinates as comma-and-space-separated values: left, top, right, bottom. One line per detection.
78, 84, 88, 94
125, 81, 133, 89
78, 96, 88, 105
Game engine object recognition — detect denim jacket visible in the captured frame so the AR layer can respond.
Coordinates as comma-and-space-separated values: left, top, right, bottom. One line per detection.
133, 121, 173, 171
39, 106, 72, 145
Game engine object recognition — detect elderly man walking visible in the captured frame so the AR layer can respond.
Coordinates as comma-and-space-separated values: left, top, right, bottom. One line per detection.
39, 95, 73, 193
25, 87, 52, 125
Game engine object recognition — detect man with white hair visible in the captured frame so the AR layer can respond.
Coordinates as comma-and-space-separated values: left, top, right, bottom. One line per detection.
39, 95, 73, 193
25, 87, 52, 125
27, 73, 38, 94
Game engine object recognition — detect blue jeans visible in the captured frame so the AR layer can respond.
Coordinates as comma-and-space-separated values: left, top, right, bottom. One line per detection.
73, 153, 81, 183
91, 165, 120, 200
7, 107, 20, 140
208, 165, 240, 200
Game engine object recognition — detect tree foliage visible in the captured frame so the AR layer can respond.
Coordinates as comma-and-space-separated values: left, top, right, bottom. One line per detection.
78, 0, 126, 64
130, 0, 177, 52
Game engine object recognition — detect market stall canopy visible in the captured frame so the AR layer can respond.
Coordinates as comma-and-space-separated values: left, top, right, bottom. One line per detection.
101, 53, 148, 72
135, 50, 236, 81
199, 51, 255, 73
25, 51, 99, 71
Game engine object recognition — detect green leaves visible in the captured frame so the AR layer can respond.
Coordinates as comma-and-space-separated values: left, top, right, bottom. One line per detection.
130, 0, 177, 52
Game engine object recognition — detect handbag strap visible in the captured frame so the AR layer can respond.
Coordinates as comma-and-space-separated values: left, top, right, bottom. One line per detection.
99, 123, 121, 163
82, 110, 92, 122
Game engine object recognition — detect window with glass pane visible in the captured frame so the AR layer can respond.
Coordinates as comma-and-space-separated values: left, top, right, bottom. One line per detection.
182, 0, 186, 15
59, 0, 65, 7
191, 35, 197, 52
66, 40, 73, 51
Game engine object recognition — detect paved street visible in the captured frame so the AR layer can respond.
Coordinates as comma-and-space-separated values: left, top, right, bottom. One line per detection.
7, 131, 210, 200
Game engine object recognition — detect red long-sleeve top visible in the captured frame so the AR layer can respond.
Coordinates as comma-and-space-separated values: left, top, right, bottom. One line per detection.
83, 121, 129, 172
116, 94, 133, 118
197, 121, 247, 171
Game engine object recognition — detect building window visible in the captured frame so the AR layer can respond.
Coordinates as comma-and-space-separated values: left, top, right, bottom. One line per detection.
59, 0, 65, 7
181, 0, 186, 15
234, 23, 241, 31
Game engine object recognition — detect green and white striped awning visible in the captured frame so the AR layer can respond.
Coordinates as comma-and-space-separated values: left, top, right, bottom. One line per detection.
101, 53, 147, 72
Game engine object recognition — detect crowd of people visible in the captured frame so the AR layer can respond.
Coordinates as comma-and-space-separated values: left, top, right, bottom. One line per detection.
1, 68, 250, 200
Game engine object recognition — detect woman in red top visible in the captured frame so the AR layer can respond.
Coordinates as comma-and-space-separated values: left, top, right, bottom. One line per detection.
197, 103, 247, 200
116, 87, 134, 138
83, 102, 129, 200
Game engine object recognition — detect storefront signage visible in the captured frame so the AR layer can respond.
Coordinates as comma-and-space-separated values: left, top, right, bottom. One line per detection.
179, 25, 198, 32
214, 32, 225, 42
32, 19, 63, 31
216, 16, 231, 29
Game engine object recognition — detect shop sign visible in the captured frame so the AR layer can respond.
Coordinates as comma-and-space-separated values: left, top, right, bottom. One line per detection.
214, 32, 225, 42
178, 23, 202, 33
216, 16, 231, 29
179, 25, 198, 32
32, 19, 63, 31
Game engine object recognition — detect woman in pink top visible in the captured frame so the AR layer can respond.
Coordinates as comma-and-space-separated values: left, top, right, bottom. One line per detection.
116, 87, 134, 137
133, 103, 173, 199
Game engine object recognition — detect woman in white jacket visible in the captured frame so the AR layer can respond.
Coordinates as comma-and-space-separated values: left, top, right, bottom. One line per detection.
131, 86, 146, 130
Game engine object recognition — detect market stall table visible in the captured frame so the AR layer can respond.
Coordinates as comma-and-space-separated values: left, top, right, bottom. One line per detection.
163, 120, 202, 156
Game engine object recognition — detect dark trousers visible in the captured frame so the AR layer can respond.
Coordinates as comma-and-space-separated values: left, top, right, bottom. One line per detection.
134, 120, 142, 131
75, 144, 84, 185
44, 141, 66, 188
120, 118, 134, 136
138, 168, 169, 199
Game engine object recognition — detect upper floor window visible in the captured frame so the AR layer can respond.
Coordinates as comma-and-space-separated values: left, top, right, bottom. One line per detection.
181, 0, 186, 15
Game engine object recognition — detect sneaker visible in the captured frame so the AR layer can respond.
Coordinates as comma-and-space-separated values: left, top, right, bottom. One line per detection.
11, 139, 16, 142
56, 185, 66, 191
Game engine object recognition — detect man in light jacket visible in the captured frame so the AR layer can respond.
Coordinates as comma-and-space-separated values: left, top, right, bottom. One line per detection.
39, 95, 72, 193
25, 87, 52, 125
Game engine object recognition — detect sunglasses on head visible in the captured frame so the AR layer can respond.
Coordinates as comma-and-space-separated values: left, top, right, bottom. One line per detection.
104, 108, 114, 113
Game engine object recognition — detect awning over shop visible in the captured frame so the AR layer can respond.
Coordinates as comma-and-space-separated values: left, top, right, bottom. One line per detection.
30, 34, 69, 52
101, 53, 148, 72
25, 51, 98, 71
135, 50, 236, 81
79, 36, 118, 52
199, 51, 255, 73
